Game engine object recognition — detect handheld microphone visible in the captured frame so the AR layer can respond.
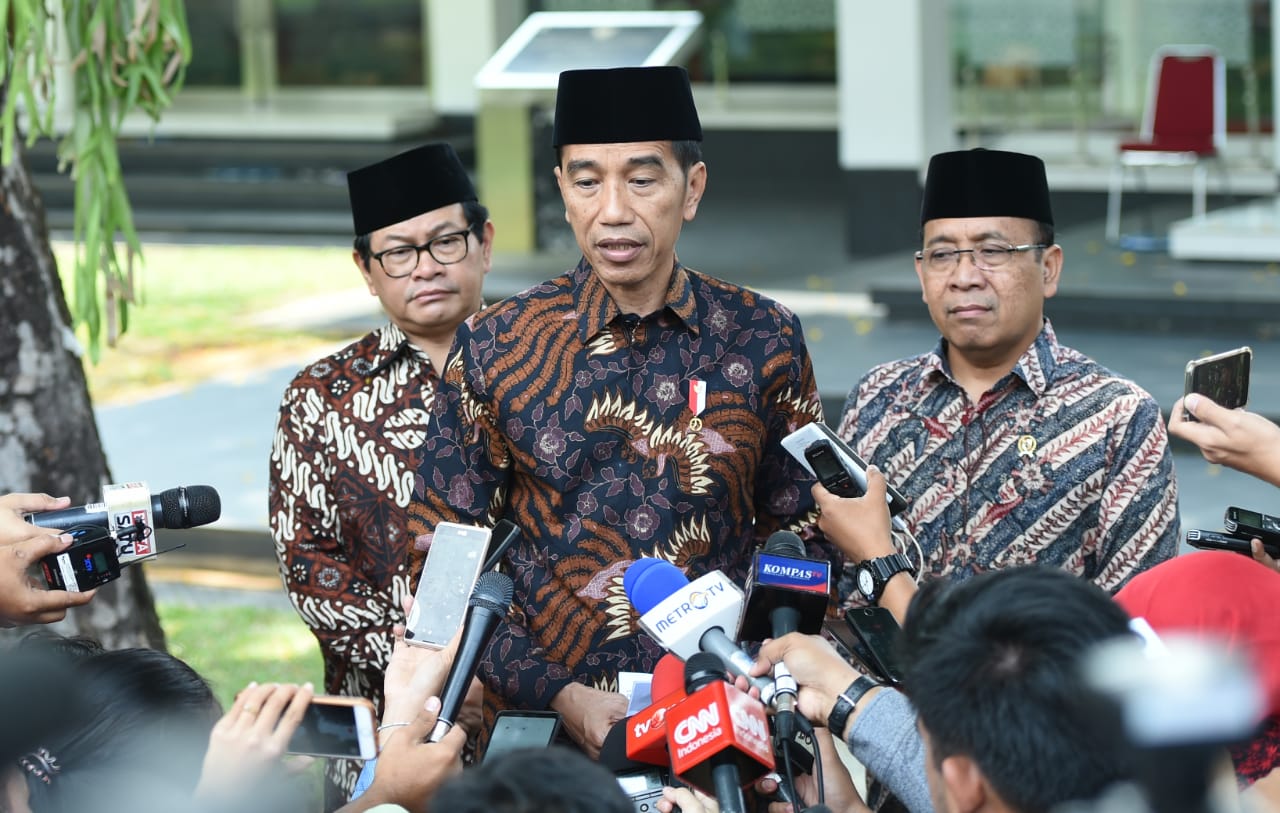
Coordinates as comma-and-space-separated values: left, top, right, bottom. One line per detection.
619, 652, 687, 766
738, 530, 831, 740
429, 571, 514, 743
26, 485, 222, 531
668, 653, 775, 813
624, 558, 776, 704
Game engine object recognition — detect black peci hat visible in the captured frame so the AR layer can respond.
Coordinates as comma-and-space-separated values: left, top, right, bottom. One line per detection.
552, 66, 702, 148
920, 149, 1053, 226
347, 142, 477, 236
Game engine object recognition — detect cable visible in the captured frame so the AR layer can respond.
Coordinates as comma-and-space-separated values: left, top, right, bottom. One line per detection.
795, 714, 824, 808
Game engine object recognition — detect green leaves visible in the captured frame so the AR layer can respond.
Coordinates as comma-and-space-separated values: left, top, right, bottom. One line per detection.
1, 0, 192, 359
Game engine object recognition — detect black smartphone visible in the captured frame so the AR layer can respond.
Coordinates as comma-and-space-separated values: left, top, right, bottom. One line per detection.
805, 441, 861, 497
1224, 506, 1280, 548
844, 606, 905, 686
823, 617, 875, 670
483, 710, 563, 763
1183, 346, 1251, 421
1185, 528, 1280, 559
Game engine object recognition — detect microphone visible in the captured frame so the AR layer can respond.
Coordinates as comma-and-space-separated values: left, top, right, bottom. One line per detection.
625, 558, 777, 704
667, 653, 775, 813
622, 653, 687, 766
429, 571, 514, 743
738, 530, 831, 740
26, 485, 221, 531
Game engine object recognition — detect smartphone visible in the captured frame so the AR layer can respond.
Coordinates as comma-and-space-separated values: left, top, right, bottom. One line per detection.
286, 696, 377, 760
1183, 346, 1251, 421
844, 606, 905, 686
782, 422, 909, 516
483, 710, 563, 763
823, 616, 875, 671
805, 441, 860, 498
1224, 506, 1280, 548
1185, 528, 1280, 559
406, 522, 492, 649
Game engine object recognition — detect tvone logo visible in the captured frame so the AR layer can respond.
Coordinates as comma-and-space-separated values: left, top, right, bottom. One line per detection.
672, 705, 720, 745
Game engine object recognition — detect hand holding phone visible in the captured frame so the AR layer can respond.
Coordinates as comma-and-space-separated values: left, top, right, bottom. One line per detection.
286, 695, 378, 760
197, 682, 318, 797
1183, 346, 1251, 421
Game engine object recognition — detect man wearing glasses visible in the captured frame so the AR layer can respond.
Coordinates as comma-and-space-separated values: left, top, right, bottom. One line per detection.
269, 143, 491, 801
824, 148, 1178, 610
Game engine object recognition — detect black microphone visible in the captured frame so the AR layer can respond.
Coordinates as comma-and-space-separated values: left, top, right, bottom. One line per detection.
26, 485, 221, 531
669, 653, 773, 813
739, 531, 831, 741
429, 571, 514, 743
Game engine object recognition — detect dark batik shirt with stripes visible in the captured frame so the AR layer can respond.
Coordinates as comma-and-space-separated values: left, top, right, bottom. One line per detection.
407, 258, 829, 710
837, 320, 1179, 593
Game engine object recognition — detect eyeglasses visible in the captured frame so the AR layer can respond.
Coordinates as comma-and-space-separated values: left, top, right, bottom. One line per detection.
915, 243, 1047, 273
371, 229, 474, 277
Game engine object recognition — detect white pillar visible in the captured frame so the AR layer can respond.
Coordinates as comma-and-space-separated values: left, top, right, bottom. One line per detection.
836, 0, 952, 255
426, 0, 525, 116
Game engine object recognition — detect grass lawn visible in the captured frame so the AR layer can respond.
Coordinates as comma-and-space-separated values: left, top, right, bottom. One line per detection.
54, 241, 369, 404
158, 602, 324, 710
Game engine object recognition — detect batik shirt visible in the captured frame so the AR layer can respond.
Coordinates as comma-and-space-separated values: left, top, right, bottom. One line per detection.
270, 323, 433, 708
407, 259, 827, 709
837, 320, 1178, 592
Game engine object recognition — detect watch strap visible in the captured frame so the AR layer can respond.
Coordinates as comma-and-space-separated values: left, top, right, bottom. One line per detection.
861, 552, 915, 602
827, 675, 880, 738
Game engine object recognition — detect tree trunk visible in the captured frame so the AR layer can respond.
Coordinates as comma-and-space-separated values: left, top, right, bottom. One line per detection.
0, 98, 166, 651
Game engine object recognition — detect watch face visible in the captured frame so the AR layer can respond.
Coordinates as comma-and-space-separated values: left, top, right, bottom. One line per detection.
857, 567, 875, 598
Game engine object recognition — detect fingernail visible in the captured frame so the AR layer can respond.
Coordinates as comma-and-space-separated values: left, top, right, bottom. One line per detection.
425, 696, 442, 712
303, 682, 313, 691
247, 681, 258, 689
1185, 393, 1201, 413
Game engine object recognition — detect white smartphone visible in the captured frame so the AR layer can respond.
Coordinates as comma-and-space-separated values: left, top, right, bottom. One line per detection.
286, 696, 377, 760
405, 522, 492, 649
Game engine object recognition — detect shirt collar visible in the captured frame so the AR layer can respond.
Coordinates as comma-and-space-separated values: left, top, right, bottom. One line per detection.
576, 258, 699, 343
924, 319, 1059, 398
365, 322, 424, 376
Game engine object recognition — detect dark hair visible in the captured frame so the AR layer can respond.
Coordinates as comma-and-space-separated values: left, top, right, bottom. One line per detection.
899, 566, 1132, 813
554, 138, 704, 177
430, 747, 633, 813
23, 648, 221, 812
353, 199, 490, 266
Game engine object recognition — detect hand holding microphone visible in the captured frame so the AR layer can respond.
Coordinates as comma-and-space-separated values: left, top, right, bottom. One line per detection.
667, 653, 775, 813
750, 634, 867, 739
738, 530, 831, 741
624, 558, 777, 704
429, 571, 513, 743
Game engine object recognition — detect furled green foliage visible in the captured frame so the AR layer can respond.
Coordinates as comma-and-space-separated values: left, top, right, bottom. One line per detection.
1, 0, 192, 359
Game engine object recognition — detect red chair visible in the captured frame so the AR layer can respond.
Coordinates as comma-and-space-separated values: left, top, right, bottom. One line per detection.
1105, 45, 1225, 243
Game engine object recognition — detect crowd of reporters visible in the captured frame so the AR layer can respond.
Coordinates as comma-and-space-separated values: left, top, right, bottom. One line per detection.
7, 388, 1280, 813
